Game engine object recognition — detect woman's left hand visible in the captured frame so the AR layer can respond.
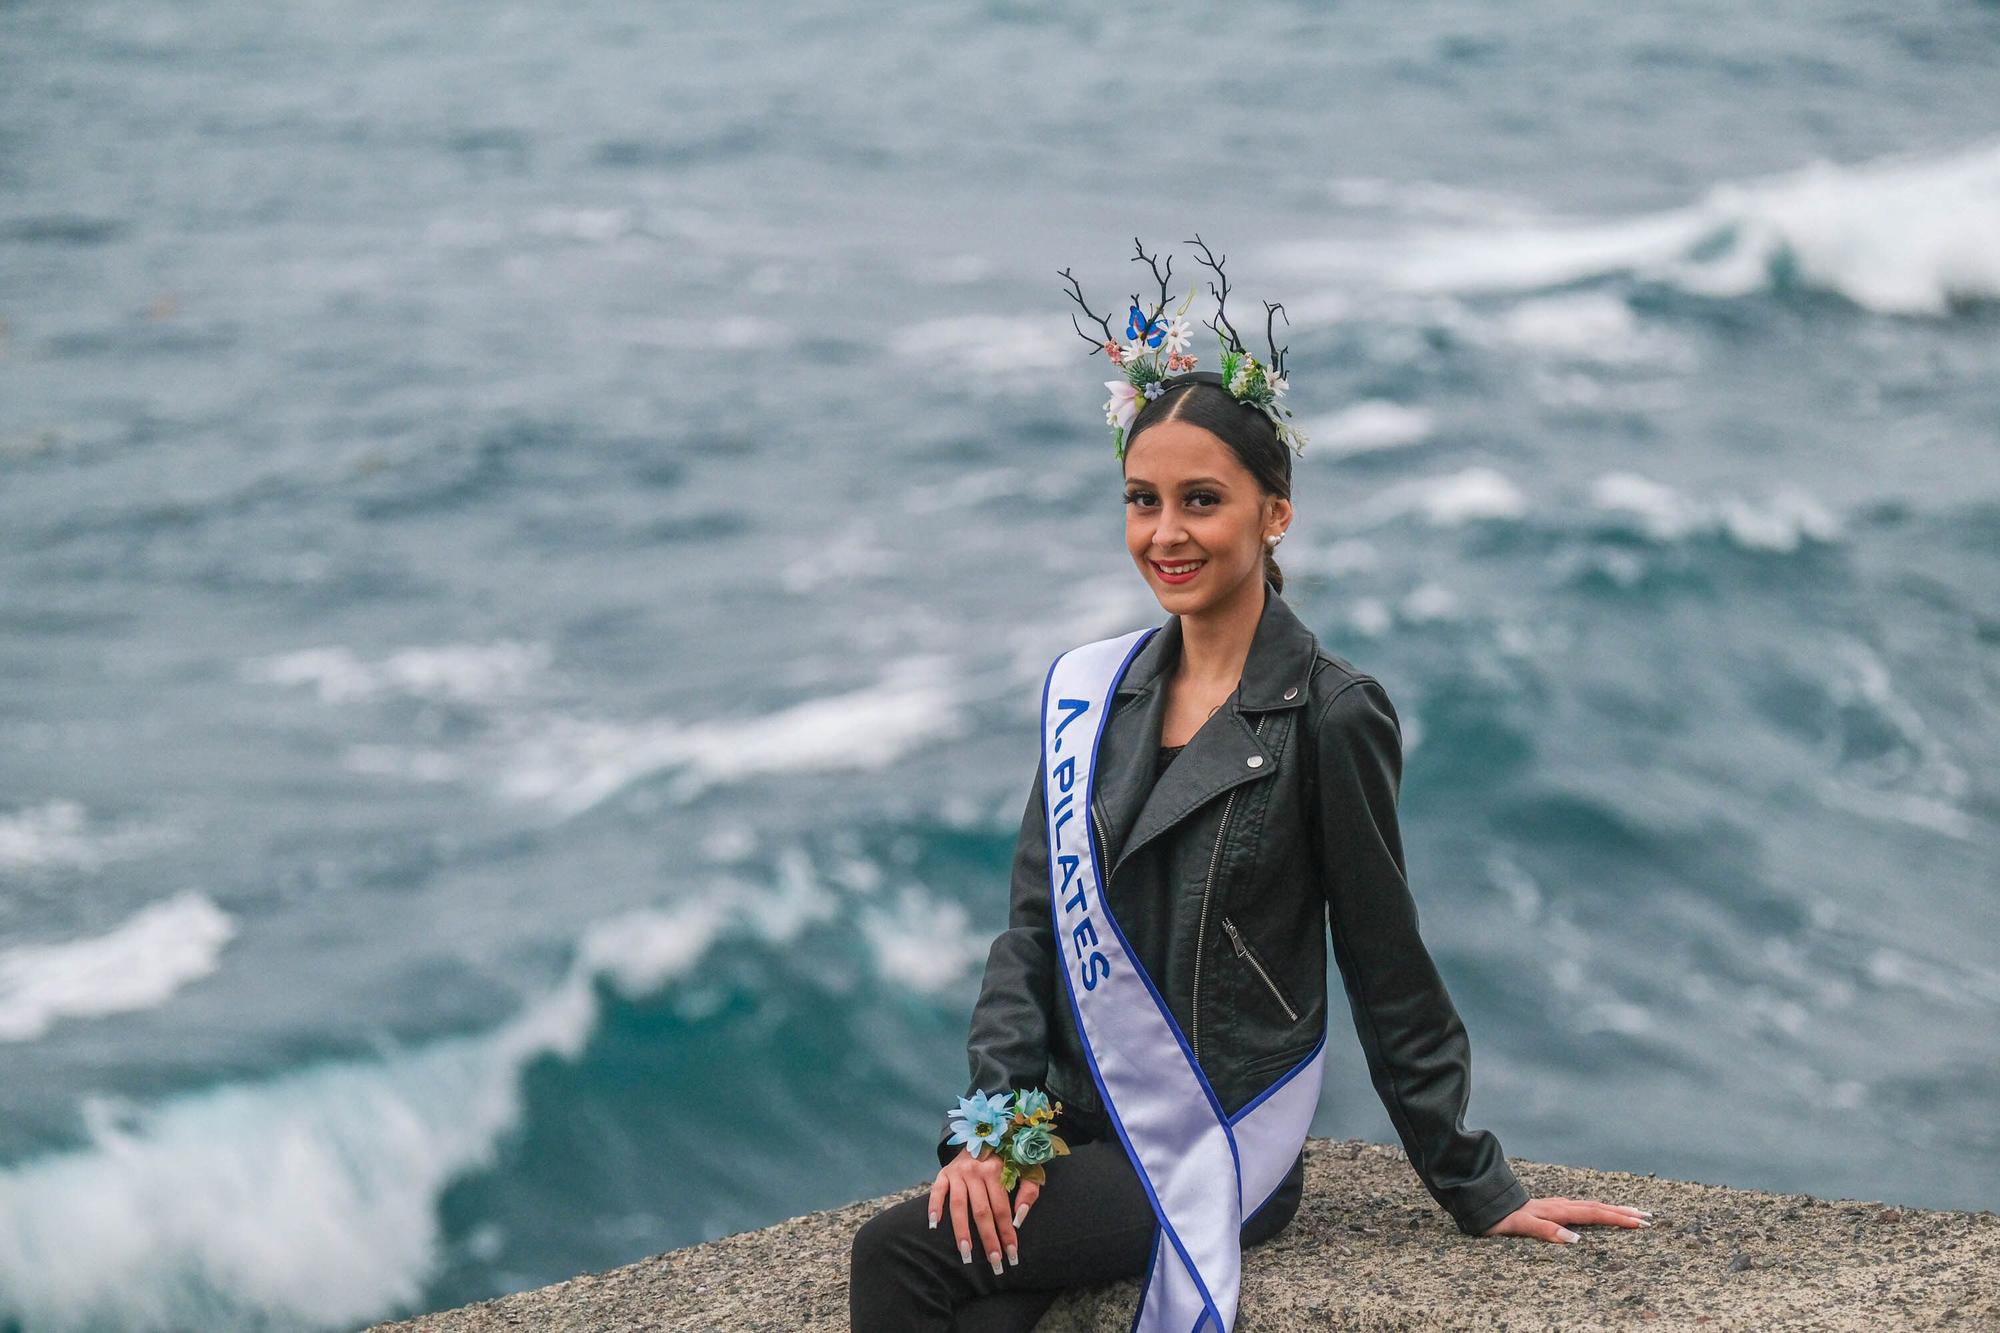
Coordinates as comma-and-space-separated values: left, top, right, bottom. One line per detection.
1482, 1196, 1653, 1242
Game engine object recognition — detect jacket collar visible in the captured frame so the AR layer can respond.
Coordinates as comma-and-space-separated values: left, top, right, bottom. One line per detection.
1093, 579, 1319, 886
1112, 577, 1320, 712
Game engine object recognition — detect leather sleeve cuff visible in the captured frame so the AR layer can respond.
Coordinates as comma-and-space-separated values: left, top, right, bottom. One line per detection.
1452, 1169, 1530, 1237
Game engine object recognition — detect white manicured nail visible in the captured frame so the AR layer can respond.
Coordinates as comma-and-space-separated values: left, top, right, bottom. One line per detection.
1557, 1228, 1580, 1243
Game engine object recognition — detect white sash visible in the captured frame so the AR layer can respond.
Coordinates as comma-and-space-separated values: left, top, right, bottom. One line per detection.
1042, 627, 1328, 1333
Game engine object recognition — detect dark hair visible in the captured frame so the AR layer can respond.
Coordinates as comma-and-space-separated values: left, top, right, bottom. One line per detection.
1124, 370, 1293, 594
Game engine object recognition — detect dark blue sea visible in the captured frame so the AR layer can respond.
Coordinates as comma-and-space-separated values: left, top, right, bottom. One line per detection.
2, 1, 1997, 1328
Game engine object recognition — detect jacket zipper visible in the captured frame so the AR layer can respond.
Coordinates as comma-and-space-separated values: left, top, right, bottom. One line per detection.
1192, 712, 1266, 1061
1221, 915, 1300, 1022
1091, 798, 1110, 878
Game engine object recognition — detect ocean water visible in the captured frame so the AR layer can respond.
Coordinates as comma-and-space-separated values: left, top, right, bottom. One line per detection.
3, 1, 1998, 1328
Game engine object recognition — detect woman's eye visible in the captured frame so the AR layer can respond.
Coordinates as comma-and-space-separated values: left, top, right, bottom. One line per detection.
1125, 490, 1217, 509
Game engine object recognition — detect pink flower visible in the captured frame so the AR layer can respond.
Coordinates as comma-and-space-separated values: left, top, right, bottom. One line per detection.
1104, 379, 1140, 430
1103, 340, 1125, 364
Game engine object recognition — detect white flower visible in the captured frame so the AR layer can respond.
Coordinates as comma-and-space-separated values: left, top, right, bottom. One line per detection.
1162, 317, 1193, 355
1124, 340, 1152, 365
1275, 416, 1307, 454
1104, 379, 1140, 431
1229, 356, 1259, 397
1267, 370, 1287, 398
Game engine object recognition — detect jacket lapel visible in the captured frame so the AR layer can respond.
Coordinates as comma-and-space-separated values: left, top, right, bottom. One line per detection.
1092, 580, 1320, 888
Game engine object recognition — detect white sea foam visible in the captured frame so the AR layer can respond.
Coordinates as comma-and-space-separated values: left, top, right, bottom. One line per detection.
1588, 471, 1705, 541
1529, 370, 1688, 412
1542, 914, 1657, 1036
262, 643, 968, 822
1814, 638, 1970, 840
1325, 175, 1541, 225
1356, 466, 1530, 527
1398, 582, 1463, 623
902, 464, 1082, 514
1492, 291, 1697, 368
1301, 400, 1435, 456
0, 892, 236, 1043
1344, 597, 1394, 638
490, 653, 968, 818
0, 799, 178, 873
0, 887, 773, 1332
1588, 471, 1841, 551
0, 800, 98, 870
1279, 536, 1380, 584
0, 857, 983, 1330
1484, 850, 1545, 922
857, 885, 987, 993
698, 820, 759, 863
777, 521, 898, 591
890, 314, 1074, 380
1714, 492, 1842, 552
1293, 140, 2000, 316
526, 206, 638, 244
242, 640, 552, 706
1000, 571, 1162, 691
628, 312, 785, 351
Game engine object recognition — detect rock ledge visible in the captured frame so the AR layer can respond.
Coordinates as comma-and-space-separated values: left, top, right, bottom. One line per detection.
366, 1136, 1999, 1331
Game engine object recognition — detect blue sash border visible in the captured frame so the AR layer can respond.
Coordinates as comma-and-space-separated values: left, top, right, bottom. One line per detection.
1042, 627, 1237, 1332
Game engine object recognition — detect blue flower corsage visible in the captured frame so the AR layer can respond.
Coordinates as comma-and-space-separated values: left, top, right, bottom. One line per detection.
945, 1086, 1071, 1190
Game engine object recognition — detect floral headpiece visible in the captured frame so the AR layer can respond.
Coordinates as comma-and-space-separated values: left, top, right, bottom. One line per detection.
1060, 235, 1308, 461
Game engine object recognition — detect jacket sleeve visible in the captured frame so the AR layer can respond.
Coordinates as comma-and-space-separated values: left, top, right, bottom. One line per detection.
1312, 676, 1530, 1236
937, 754, 1057, 1168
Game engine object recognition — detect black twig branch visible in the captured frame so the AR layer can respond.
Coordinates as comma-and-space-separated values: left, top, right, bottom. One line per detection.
1129, 237, 1174, 332
1058, 267, 1115, 351
1186, 233, 1243, 352
1263, 301, 1291, 377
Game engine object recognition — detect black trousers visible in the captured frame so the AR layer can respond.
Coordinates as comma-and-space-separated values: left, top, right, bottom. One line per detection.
848, 1122, 1305, 1333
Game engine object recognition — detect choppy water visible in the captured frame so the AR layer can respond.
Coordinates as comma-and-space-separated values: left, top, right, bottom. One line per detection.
3, 1, 1998, 1328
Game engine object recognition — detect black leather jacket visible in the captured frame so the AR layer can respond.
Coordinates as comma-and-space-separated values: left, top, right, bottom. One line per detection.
937, 580, 1529, 1238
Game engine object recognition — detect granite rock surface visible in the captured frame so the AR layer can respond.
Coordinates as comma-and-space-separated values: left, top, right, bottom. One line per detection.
364, 1136, 1999, 1332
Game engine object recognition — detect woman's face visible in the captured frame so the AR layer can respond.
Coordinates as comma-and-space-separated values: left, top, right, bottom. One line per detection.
1122, 417, 1290, 615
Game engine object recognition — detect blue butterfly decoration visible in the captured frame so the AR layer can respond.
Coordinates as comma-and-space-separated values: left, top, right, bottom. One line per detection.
1124, 302, 1168, 349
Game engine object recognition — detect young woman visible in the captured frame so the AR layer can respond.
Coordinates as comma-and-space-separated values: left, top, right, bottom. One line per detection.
850, 255, 1647, 1332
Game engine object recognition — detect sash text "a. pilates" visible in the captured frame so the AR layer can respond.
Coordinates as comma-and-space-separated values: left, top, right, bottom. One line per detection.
1050, 696, 1112, 991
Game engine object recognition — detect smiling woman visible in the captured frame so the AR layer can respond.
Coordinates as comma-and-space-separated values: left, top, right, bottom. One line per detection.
1122, 375, 1294, 593
849, 240, 1649, 1333
1119, 372, 1298, 750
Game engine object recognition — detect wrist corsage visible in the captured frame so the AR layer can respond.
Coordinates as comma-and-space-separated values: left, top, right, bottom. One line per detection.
945, 1087, 1072, 1190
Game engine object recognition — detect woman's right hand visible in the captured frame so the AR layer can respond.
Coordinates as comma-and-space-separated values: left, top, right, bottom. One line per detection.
928, 1146, 1039, 1275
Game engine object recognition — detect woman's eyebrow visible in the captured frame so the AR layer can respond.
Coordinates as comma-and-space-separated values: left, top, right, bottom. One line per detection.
1123, 476, 1228, 488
